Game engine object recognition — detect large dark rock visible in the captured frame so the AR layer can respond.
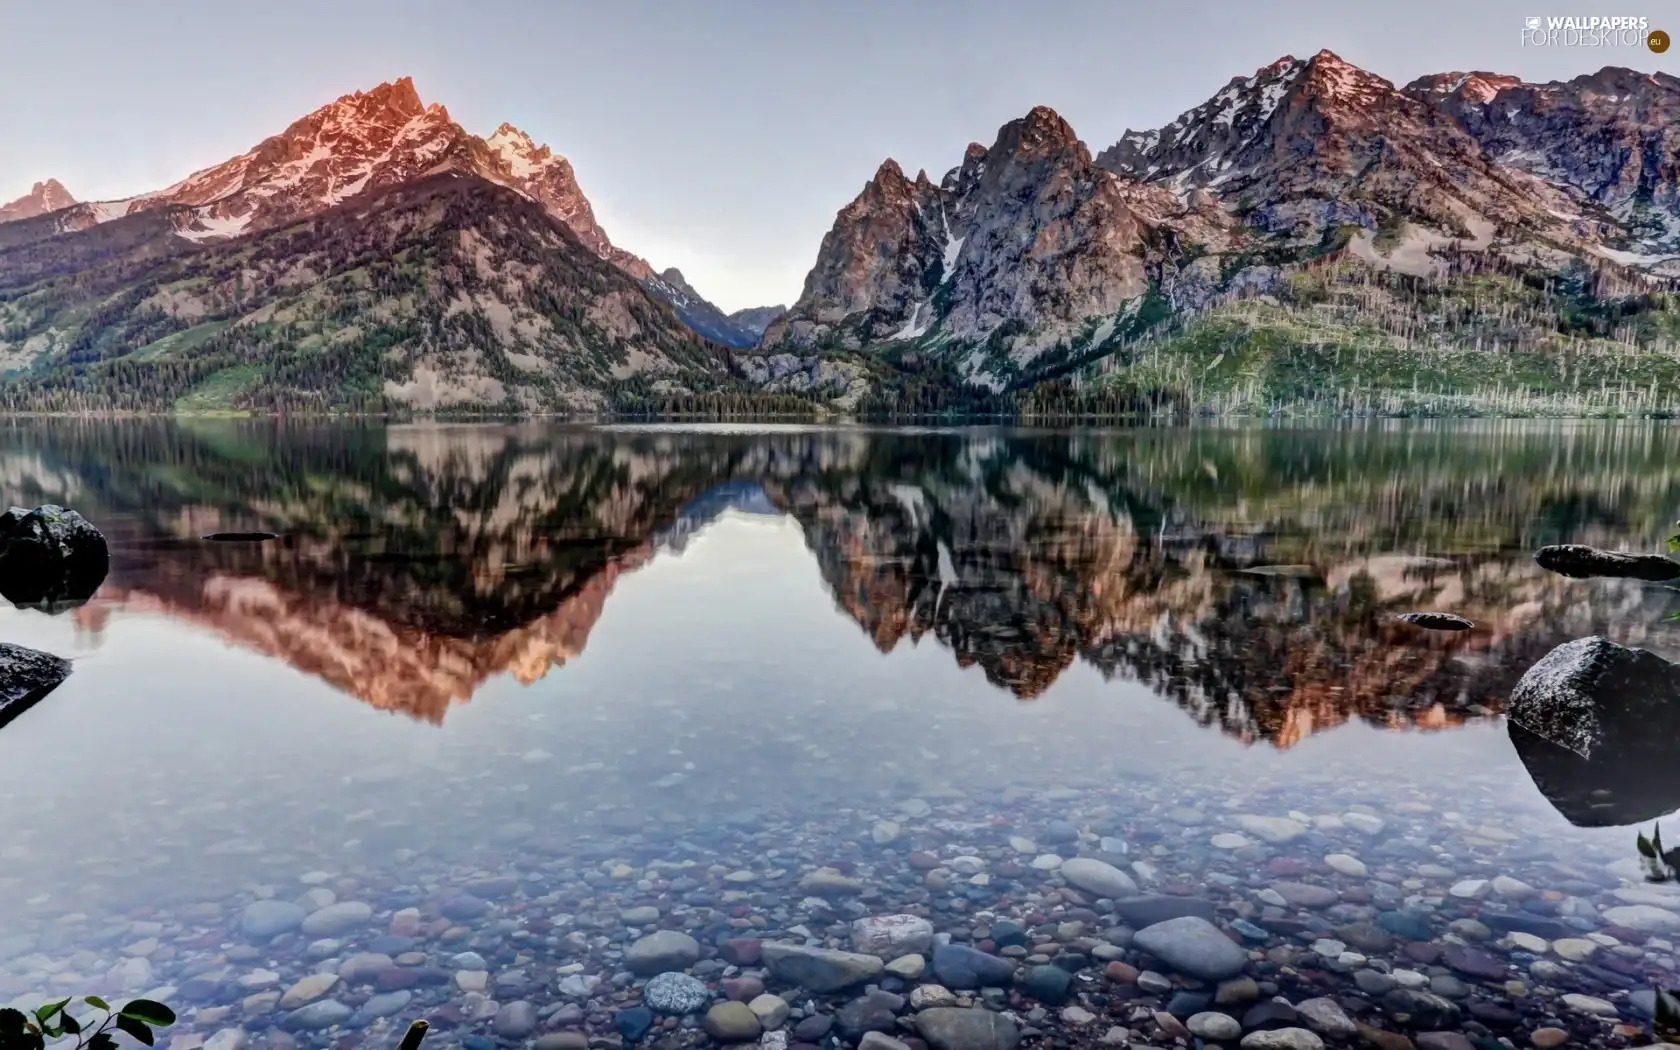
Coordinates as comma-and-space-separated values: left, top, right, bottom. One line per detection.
1509, 636, 1680, 826
1534, 544, 1680, 581
0, 642, 71, 730
0, 505, 109, 609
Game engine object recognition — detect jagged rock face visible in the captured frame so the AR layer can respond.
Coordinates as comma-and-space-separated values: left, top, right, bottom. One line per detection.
1097, 50, 1582, 246
765, 159, 948, 350
938, 108, 1153, 358
1406, 68, 1680, 252
0, 180, 76, 224
765, 109, 1238, 364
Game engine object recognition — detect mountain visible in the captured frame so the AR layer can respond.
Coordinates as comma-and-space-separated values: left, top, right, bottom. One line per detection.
642, 268, 773, 348
6, 78, 741, 345
725, 305, 786, 342
0, 172, 744, 412
762, 110, 1237, 376
762, 52, 1680, 408
1402, 66, 1680, 257
0, 179, 76, 224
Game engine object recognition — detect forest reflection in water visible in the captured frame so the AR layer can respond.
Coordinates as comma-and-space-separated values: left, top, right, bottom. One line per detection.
2, 419, 1678, 749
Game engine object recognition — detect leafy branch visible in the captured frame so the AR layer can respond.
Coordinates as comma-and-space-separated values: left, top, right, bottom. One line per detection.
1637, 823, 1680, 882
0, 998, 174, 1050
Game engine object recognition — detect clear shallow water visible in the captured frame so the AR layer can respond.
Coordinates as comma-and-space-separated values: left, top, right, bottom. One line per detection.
3, 421, 1680, 1045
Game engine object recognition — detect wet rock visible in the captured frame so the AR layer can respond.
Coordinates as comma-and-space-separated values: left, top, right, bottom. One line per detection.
1531, 1028, 1570, 1048
240, 900, 306, 940
493, 1001, 538, 1038
837, 991, 902, 1037
1021, 965, 1072, 1005
626, 930, 702, 975
1241, 1031, 1324, 1050
0, 505, 109, 608
279, 1000, 352, 1032
644, 972, 709, 1014
1243, 1002, 1301, 1031
885, 954, 925, 980
1334, 922, 1393, 953
749, 994, 791, 1029
704, 1002, 763, 1043
1059, 857, 1138, 898
439, 895, 490, 921
852, 915, 934, 959
1442, 946, 1506, 980
1296, 998, 1356, 1038
1381, 990, 1460, 1029
621, 905, 661, 925
1238, 816, 1307, 843
1396, 612, 1474, 631
615, 1007, 654, 1042
1133, 916, 1248, 980
1271, 882, 1338, 908
762, 942, 884, 992
1559, 993, 1617, 1017
1601, 905, 1680, 933
858, 1034, 911, 1050
349, 991, 410, 1025
798, 868, 865, 896
931, 944, 1016, 989
793, 1015, 834, 1042
299, 901, 372, 937
1189, 1012, 1243, 1041
915, 1008, 1021, 1050
0, 643, 71, 730
279, 973, 338, 1009
1534, 544, 1680, 581
1510, 637, 1680, 827
1113, 895, 1217, 926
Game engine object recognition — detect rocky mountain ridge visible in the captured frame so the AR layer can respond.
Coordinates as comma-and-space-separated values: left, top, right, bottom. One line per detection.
765, 51, 1680, 396
3, 78, 770, 348
0, 179, 76, 225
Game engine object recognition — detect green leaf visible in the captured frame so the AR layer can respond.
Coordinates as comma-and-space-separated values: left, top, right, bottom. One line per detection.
397, 1019, 430, 1050
1659, 824, 1667, 859
1657, 988, 1680, 1040
33, 1000, 68, 1026
82, 997, 109, 1013
88, 1033, 118, 1050
113, 1016, 154, 1047
1640, 831, 1657, 858
117, 1001, 174, 1028
57, 1012, 81, 1036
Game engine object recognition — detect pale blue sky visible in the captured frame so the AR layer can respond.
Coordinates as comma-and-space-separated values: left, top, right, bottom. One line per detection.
2, 0, 1674, 310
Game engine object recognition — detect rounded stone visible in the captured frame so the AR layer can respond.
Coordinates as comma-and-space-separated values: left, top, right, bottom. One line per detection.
1132, 916, 1249, 981
1188, 1012, 1243, 1041
703, 1002, 763, 1043
240, 900, 306, 939
644, 972, 710, 1014
299, 901, 373, 937
626, 930, 701, 975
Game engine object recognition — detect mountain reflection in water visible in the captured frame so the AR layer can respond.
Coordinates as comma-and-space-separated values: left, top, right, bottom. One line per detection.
4, 420, 1680, 750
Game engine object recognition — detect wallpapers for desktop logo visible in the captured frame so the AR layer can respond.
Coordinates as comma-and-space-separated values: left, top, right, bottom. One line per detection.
1521, 14, 1668, 50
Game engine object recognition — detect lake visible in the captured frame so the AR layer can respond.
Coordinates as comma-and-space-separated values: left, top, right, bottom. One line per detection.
1, 419, 1678, 1049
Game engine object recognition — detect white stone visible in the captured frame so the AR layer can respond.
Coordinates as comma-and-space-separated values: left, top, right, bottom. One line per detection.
1311, 939, 1346, 957
1507, 932, 1549, 953
1392, 969, 1428, 989
1009, 837, 1037, 854
1449, 879, 1490, 900
1211, 833, 1252, 850
1342, 813, 1386, 835
1031, 854, 1064, 870
1551, 938, 1597, 962
455, 970, 489, 992
1604, 905, 1680, 932
1560, 993, 1617, 1016
1237, 816, 1308, 844
1324, 854, 1367, 877
1492, 875, 1537, 900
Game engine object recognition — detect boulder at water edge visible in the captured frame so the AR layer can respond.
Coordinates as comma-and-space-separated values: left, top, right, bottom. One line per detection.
1534, 544, 1680, 581
0, 642, 71, 731
1509, 636, 1680, 826
0, 505, 109, 609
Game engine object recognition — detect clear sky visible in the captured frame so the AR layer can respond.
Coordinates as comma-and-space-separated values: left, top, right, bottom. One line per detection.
2, 0, 1674, 311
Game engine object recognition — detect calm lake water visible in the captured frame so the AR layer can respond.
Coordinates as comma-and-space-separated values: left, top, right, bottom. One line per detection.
2, 420, 1680, 1047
